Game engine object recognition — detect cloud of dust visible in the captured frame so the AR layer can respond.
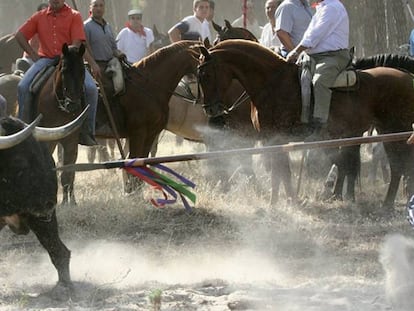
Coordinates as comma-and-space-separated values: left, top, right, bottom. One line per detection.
379, 233, 414, 310
68, 240, 286, 288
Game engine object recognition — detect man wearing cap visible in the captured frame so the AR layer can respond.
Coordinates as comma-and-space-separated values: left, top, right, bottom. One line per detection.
168, 0, 211, 43
116, 8, 155, 64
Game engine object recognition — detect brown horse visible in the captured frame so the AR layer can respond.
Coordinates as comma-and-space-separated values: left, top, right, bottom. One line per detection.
197, 40, 414, 208
0, 33, 23, 74
35, 43, 88, 205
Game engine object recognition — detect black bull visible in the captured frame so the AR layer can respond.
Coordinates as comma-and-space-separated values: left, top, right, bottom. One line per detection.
0, 117, 71, 289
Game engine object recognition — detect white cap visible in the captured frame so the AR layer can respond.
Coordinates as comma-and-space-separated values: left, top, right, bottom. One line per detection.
128, 9, 142, 16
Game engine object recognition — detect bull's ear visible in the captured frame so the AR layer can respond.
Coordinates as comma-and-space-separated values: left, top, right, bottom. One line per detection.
199, 46, 211, 61
224, 19, 232, 30
79, 43, 85, 56
62, 43, 69, 55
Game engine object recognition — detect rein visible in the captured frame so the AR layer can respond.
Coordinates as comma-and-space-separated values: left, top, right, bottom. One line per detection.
198, 57, 253, 115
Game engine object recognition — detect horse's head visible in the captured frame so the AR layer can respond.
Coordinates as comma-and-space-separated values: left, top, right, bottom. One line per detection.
212, 19, 258, 45
152, 24, 170, 51
58, 43, 85, 113
197, 45, 233, 117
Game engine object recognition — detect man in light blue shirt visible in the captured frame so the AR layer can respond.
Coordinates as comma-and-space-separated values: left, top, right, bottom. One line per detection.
286, 0, 350, 139
275, 0, 313, 57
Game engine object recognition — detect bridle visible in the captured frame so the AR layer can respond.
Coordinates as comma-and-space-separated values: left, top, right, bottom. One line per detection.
197, 56, 251, 117
53, 56, 84, 114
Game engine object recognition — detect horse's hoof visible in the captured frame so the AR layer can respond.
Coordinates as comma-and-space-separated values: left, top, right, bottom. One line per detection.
45, 281, 74, 301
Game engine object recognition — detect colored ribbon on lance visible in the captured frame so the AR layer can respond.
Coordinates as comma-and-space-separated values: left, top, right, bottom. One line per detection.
123, 161, 196, 212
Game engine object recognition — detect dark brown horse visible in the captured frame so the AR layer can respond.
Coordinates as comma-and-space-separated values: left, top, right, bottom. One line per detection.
36, 43, 88, 205
197, 40, 414, 207
212, 19, 258, 44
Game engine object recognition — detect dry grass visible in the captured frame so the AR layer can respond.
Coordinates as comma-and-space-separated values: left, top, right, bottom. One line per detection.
1, 131, 413, 310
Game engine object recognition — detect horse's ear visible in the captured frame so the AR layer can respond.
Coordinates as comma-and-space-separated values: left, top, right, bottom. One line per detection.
212, 20, 222, 33
62, 43, 69, 55
79, 43, 85, 56
199, 46, 212, 61
224, 19, 232, 30
152, 24, 159, 36
204, 37, 211, 49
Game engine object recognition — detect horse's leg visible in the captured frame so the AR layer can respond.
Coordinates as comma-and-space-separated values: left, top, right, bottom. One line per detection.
27, 211, 72, 287
270, 153, 293, 204
107, 139, 116, 159
150, 133, 160, 157
97, 138, 110, 162
60, 140, 78, 206
87, 145, 96, 163
382, 142, 405, 210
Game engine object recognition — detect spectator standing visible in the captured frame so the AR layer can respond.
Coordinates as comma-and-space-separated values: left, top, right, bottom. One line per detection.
204, 0, 216, 43
14, 0, 98, 145
116, 9, 155, 64
84, 0, 124, 94
168, 0, 211, 43
286, 0, 350, 139
275, 0, 313, 57
260, 0, 282, 49
232, 0, 262, 39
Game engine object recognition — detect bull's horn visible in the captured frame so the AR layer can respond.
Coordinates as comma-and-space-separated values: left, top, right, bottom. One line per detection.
33, 105, 89, 141
0, 114, 42, 150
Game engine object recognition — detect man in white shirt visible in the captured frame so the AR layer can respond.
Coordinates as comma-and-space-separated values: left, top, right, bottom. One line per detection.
168, 0, 211, 43
116, 9, 154, 64
286, 0, 350, 139
260, 0, 282, 50
232, 0, 262, 39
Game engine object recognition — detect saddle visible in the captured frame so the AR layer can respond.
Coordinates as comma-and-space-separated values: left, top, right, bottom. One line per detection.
105, 57, 125, 96
21, 57, 60, 122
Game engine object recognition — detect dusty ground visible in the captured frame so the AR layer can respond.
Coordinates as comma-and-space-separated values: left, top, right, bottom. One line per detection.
1, 133, 414, 310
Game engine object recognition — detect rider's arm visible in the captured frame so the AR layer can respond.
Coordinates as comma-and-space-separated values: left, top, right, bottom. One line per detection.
82, 40, 101, 80
15, 31, 39, 62
276, 29, 295, 52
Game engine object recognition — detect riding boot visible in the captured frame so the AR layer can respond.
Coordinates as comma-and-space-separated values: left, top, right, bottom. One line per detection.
79, 119, 98, 146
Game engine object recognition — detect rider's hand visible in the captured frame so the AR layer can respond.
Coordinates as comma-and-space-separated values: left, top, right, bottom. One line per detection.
286, 49, 299, 63
90, 62, 101, 80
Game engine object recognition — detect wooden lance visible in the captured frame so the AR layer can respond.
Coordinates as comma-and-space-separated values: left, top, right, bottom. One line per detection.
57, 131, 414, 172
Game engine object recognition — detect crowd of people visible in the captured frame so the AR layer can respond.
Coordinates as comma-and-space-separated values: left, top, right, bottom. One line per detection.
12, 0, 353, 145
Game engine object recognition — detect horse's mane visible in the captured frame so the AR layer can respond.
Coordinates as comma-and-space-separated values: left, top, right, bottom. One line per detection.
211, 39, 286, 66
353, 54, 414, 73
135, 40, 199, 68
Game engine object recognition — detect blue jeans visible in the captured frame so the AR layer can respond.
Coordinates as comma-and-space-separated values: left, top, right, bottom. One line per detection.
17, 57, 98, 134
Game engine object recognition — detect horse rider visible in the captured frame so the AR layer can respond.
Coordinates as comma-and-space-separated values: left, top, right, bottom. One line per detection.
286, 0, 350, 141
15, 0, 99, 146
84, 0, 126, 96
275, 0, 313, 58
